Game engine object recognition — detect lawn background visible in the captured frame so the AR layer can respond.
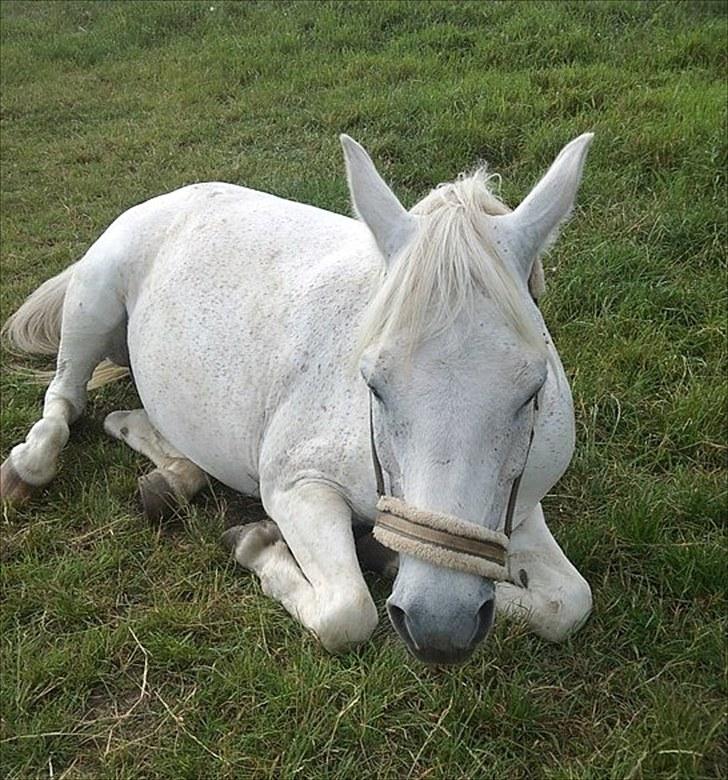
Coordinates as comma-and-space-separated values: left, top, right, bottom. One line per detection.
1, 1, 726, 778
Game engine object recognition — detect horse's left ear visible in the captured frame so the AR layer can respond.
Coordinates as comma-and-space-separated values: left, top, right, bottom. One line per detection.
492, 133, 594, 284
340, 135, 416, 265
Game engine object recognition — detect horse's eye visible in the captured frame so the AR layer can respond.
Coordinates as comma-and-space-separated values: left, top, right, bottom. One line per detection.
521, 389, 540, 411
369, 384, 383, 402
360, 366, 385, 404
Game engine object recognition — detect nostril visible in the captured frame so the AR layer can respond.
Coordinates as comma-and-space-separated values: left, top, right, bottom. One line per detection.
387, 603, 406, 634
387, 603, 420, 650
471, 598, 496, 645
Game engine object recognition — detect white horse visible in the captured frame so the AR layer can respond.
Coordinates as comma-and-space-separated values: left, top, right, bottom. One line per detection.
1, 133, 594, 664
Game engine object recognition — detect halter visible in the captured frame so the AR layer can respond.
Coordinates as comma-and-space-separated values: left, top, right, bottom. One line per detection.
369, 386, 538, 582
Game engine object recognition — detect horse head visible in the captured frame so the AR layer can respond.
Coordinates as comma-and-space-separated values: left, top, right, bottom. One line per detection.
343, 132, 593, 663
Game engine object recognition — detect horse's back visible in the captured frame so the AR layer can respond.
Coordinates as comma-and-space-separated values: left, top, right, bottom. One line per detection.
96, 182, 359, 301
125, 180, 370, 356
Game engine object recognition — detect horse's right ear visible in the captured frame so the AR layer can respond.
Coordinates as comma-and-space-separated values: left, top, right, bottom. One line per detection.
491, 133, 594, 282
340, 135, 416, 265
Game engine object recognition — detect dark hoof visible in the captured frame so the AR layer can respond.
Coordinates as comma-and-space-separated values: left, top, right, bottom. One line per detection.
138, 469, 183, 523
0, 458, 34, 505
356, 531, 399, 578
220, 525, 245, 552
221, 520, 281, 568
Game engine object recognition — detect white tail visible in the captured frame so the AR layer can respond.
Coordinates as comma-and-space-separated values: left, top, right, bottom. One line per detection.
1, 263, 128, 389
2, 264, 75, 355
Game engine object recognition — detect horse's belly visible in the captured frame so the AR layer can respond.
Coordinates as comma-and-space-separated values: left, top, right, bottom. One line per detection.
130, 333, 263, 493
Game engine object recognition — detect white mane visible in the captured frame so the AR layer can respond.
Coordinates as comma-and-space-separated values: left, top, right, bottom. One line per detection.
357, 168, 546, 357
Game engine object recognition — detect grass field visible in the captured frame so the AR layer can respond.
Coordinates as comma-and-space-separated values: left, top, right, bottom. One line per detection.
1, 1, 726, 778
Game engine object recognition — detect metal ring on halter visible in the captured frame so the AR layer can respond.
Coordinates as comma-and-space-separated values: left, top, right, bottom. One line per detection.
368, 393, 538, 581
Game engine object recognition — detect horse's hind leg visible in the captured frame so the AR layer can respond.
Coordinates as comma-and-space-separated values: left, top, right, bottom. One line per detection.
104, 409, 208, 521
496, 503, 592, 642
1, 266, 126, 503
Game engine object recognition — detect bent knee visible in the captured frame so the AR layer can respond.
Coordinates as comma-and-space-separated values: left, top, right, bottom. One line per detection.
314, 590, 378, 653
537, 579, 593, 643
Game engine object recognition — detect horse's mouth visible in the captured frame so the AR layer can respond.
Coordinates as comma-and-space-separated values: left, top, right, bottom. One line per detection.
387, 605, 478, 666
404, 642, 476, 666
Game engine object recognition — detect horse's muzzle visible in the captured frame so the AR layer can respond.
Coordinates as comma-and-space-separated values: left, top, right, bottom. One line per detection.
386, 562, 497, 665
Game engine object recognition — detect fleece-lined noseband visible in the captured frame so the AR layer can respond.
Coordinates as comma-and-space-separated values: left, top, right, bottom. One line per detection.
369, 391, 538, 582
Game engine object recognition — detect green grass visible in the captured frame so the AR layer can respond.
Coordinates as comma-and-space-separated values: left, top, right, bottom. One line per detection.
1, 1, 726, 778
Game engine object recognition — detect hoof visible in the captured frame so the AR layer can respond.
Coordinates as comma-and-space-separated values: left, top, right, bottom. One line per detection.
0, 458, 34, 504
138, 469, 184, 523
221, 520, 281, 569
356, 531, 399, 578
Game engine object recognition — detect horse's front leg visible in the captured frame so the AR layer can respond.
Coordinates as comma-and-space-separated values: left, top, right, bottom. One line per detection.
223, 480, 378, 653
496, 503, 592, 641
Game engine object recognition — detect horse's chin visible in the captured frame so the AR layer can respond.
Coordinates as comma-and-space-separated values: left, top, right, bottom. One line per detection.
401, 640, 476, 666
